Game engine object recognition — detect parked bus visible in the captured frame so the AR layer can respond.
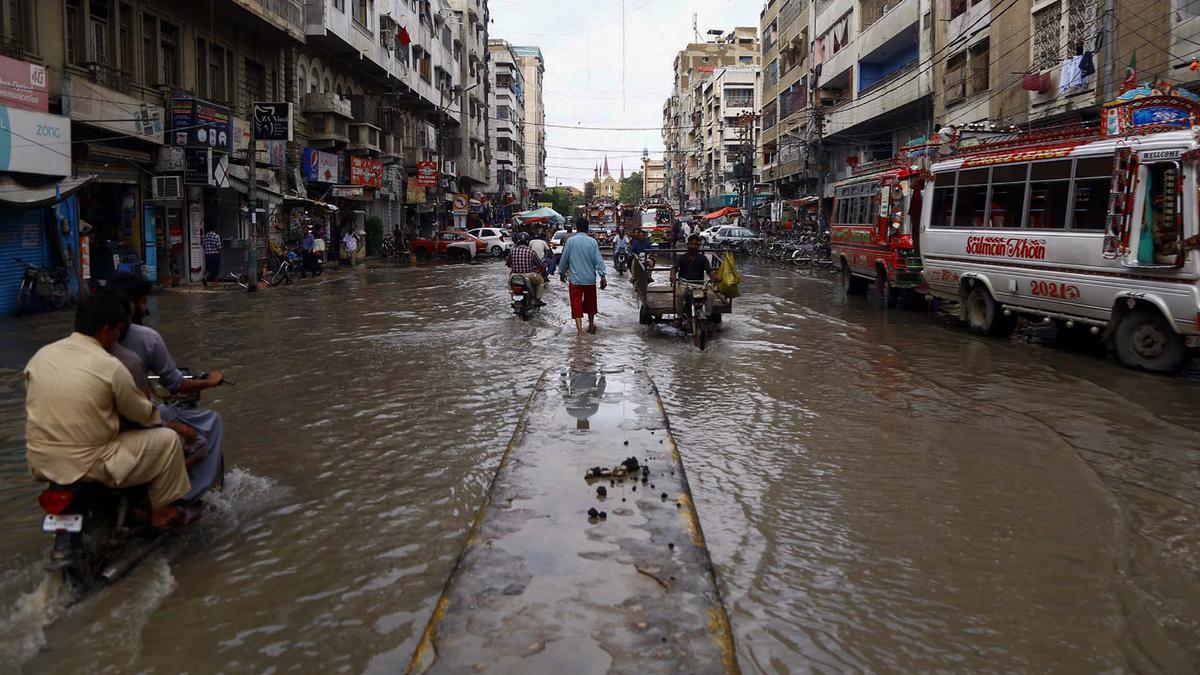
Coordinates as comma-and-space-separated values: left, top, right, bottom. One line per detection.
920, 90, 1200, 373
830, 159, 926, 307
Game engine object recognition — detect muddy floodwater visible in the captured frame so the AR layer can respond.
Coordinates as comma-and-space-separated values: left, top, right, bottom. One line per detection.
0, 259, 1197, 673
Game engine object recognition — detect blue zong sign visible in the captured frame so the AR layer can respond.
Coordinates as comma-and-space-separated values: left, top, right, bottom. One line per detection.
1132, 106, 1191, 128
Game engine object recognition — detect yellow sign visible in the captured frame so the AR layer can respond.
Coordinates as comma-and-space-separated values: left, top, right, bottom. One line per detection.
451, 193, 469, 214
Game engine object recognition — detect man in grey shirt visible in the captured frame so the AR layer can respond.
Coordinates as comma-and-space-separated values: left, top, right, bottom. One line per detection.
109, 276, 225, 502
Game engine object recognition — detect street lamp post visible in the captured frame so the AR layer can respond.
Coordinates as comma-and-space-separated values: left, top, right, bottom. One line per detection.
435, 82, 478, 232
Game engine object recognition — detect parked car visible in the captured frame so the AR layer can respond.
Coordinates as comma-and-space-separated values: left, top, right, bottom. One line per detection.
468, 227, 513, 258
411, 231, 487, 261
702, 225, 761, 247
549, 230, 571, 261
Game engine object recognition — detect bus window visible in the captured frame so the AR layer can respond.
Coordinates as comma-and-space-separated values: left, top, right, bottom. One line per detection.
929, 172, 955, 228
1070, 157, 1113, 230
1138, 163, 1183, 265
1028, 160, 1071, 229
952, 168, 989, 227
989, 164, 1029, 228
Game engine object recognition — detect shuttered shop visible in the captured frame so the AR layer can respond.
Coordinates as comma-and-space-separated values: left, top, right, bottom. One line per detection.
0, 209, 46, 315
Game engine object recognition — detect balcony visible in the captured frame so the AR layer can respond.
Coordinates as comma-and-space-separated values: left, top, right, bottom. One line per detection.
304, 92, 353, 118
309, 115, 350, 147
858, 0, 919, 57
233, 0, 304, 40
349, 122, 382, 154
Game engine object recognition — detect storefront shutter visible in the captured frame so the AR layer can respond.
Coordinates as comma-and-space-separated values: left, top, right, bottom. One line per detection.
0, 209, 47, 315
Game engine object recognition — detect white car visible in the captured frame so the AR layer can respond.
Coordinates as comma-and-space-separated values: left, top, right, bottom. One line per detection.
549, 230, 571, 260
702, 225, 761, 247
468, 227, 513, 258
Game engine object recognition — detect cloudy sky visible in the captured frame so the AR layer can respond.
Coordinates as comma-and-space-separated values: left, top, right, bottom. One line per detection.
489, 0, 760, 190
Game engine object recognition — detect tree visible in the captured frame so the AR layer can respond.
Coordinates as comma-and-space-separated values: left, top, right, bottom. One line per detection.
542, 187, 582, 219
619, 171, 643, 205
583, 181, 596, 202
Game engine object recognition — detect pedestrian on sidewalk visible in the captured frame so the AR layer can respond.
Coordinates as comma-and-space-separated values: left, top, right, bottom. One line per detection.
558, 217, 607, 336
300, 227, 321, 278
202, 220, 221, 285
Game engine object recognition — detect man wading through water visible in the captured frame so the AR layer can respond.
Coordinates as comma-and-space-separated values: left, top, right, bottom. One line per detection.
558, 218, 607, 335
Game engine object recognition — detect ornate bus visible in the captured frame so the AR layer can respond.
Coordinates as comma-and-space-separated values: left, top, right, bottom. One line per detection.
830, 158, 926, 307
920, 90, 1200, 373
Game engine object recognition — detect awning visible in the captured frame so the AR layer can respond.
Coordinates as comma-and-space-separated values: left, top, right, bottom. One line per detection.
283, 195, 338, 212
0, 174, 97, 208
702, 206, 741, 220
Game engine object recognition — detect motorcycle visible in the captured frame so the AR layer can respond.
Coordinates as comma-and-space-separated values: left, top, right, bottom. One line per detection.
37, 370, 228, 598
614, 249, 629, 276
15, 257, 69, 315
510, 273, 541, 321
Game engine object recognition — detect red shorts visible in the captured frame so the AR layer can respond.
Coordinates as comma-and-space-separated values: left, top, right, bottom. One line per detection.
568, 283, 598, 319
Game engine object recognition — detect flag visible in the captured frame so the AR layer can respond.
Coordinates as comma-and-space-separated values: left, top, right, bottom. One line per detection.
397, 27, 411, 47
1120, 52, 1137, 94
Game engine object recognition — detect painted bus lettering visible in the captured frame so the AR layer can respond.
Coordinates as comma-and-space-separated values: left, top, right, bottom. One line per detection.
1030, 281, 1081, 299
965, 236, 1046, 260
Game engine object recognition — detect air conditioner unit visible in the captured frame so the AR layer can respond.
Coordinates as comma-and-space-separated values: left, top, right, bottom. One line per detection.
152, 175, 182, 200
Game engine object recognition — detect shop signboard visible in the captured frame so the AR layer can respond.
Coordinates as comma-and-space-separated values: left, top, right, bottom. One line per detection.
416, 161, 438, 187
0, 55, 47, 112
251, 102, 293, 141
171, 96, 233, 153
405, 178, 426, 204
62, 77, 164, 144
350, 157, 383, 187
332, 186, 364, 198
302, 148, 338, 183
184, 148, 212, 186
0, 105, 71, 176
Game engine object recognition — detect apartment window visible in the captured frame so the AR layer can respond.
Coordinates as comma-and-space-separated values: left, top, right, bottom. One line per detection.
333, 0, 345, 11
141, 14, 155, 82
89, 0, 112, 65
1066, 0, 1098, 52
4, 0, 37, 52
196, 38, 235, 104
118, 3, 132, 72
159, 21, 178, 86
725, 87, 754, 108
353, 0, 371, 27
950, 0, 985, 20
66, 1, 81, 65
1031, 2, 1061, 71
245, 59, 266, 109
944, 39, 989, 105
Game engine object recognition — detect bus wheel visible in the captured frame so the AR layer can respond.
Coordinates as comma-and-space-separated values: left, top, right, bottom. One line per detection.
964, 286, 1015, 337
842, 262, 868, 296
1114, 308, 1188, 373
877, 269, 900, 308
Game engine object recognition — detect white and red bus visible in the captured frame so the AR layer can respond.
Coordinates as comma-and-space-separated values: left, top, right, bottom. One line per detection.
920, 91, 1200, 373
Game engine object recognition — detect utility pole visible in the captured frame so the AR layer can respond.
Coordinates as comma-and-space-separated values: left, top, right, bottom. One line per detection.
1102, 0, 1116, 100
246, 138, 258, 292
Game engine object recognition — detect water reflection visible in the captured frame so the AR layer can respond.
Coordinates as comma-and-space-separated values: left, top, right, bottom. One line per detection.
560, 371, 606, 431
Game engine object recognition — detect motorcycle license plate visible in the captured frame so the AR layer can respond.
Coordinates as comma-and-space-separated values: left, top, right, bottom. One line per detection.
512, 294, 524, 301
42, 514, 82, 533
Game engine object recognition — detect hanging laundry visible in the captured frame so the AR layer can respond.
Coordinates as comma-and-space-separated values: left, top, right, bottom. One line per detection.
1023, 72, 1050, 93
1079, 51, 1095, 77
1059, 56, 1088, 93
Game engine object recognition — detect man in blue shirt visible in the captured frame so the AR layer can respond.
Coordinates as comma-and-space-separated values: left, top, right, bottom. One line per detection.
558, 218, 607, 335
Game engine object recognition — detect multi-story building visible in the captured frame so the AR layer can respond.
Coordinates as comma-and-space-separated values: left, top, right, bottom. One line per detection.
661, 27, 759, 213
642, 156, 666, 198
758, 0, 814, 199
511, 45, 546, 197
487, 39, 525, 212
698, 65, 760, 208
448, 0, 490, 196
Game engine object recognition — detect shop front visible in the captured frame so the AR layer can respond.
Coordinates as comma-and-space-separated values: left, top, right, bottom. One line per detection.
0, 102, 88, 314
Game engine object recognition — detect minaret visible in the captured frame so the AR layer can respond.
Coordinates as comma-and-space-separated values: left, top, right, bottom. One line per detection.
620, 162, 625, 181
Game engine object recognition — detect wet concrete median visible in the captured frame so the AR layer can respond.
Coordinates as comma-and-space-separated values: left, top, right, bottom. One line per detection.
406, 368, 737, 675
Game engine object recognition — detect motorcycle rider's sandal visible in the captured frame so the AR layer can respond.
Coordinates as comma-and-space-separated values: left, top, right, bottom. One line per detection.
151, 503, 202, 530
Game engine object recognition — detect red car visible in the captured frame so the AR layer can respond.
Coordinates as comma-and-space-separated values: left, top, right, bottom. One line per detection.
411, 230, 486, 261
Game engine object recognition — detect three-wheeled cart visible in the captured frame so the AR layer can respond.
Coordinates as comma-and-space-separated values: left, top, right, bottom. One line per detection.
631, 248, 732, 349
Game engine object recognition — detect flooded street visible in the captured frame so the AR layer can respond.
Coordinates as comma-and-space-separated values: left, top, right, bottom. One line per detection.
1, 259, 1198, 673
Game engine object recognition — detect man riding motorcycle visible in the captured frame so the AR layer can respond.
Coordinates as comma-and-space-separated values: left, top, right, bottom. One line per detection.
506, 232, 547, 305
24, 295, 193, 528
612, 228, 630, 272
